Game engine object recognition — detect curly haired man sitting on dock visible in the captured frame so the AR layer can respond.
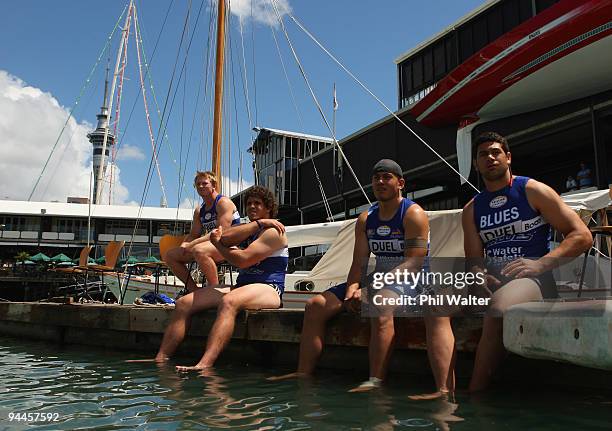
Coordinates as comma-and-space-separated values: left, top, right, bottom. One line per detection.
130, 186, 288, 369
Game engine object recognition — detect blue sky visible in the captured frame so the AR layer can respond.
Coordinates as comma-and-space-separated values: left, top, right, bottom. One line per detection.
0, 0, 482, 207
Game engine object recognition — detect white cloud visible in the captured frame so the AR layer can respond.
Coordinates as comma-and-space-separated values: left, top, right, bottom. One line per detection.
179, 197, 198, 210
116, 144, 145, 161
229, 0, 292, 27
97, 164, 139, 206
0, 71, 132, 204
221, 176, 254, 197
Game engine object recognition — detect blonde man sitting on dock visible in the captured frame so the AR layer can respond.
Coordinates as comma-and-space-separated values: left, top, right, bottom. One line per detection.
164, 171, 241, 291
132, 186, 288, 370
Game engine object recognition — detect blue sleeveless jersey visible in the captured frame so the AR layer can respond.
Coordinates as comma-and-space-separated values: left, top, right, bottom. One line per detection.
366, 197, 414, 261
366, 197, 431, 270
235, 230, 288, 292
474, 176, 550, 270
366, 198, 429, 294
200, 194, 241, 233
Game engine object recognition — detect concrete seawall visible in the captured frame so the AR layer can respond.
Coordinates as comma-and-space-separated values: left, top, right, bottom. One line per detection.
1, 302, 611, 388
0, 302, 480, 373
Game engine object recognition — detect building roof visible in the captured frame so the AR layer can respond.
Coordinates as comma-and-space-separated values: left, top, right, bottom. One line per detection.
0, 200, 194, 221
254, 127, 333, 143
394, 0, 501, 65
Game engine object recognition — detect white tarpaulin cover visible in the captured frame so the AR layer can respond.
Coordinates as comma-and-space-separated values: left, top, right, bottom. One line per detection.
286, 189, 611, 289
285, 221, 345, 247
560, 189, 611, 212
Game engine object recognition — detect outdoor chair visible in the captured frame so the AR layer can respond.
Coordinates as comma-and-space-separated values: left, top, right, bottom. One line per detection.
131, 234, 186, 300
52, 245, 92, 275
77, 241, 125, 302
577, 226, 612, 297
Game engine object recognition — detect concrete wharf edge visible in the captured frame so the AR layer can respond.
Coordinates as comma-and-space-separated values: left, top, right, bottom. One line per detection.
0, 301, 480, 350
1, 302, 612, 389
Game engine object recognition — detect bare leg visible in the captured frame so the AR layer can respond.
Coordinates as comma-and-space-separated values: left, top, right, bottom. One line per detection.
349, 288, 398, 393
468, 315, 504, 393
349, 315, 395, 393
165, 247, 198, 292
409, 316, 456, 400
469, 278, 543, 392
370, 315, 395, 378
128, 287, 226, 363
192, 242, 225, 286
176, 283, 280, 371
268, 292, 343, 380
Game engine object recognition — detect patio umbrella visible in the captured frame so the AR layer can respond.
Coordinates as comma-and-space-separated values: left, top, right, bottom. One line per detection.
118, 256, 139, 266
140, 256, 161, 263
30, 252, 50, 262
72, 257, 96, 264
95, 256, 106, 264
50, 253, 72, 263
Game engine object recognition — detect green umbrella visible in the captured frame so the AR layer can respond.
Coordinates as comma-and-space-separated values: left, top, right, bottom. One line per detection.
30, 252, 50, 262
17, 260, 36, 265
72, 257, 95, 264
118, 256, 139, 266
95, 256, 106, 264
141, 256, 161, 263
50, 253, 72, 263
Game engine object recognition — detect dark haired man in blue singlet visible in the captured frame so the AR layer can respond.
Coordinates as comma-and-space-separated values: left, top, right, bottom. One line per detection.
420, 132, 592, 396
270, 159, 430, 391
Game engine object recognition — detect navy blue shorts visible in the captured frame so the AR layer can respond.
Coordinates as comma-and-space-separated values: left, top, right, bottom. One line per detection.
325, 282, 348, 301
325, 281, 421, 302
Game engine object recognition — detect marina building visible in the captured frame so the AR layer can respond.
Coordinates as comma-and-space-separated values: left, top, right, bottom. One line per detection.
256, 0, 612, 225
0, 200, 192, 262
232, 127, 334, 225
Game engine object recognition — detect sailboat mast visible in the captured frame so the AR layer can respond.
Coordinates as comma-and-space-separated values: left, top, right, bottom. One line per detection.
94, 0, 133, 204
212, 0, 227, 190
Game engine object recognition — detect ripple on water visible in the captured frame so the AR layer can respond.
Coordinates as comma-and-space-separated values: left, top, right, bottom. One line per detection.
3, 336, 612, 430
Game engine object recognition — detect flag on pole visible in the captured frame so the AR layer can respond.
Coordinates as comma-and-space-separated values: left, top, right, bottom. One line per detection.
333, 83, 338, 111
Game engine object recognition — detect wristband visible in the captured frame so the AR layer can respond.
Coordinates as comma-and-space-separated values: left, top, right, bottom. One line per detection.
255, 219, 263, 230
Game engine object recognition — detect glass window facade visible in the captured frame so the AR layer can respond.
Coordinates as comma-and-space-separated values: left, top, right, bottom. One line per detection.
0, 216, 39, 232
53, 218, 92, 241
154, 221, 190, 236
104, 219, 148, 236
253, 131, 332, 207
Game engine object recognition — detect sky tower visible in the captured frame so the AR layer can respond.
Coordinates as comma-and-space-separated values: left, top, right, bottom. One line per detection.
87, 68, 115, 204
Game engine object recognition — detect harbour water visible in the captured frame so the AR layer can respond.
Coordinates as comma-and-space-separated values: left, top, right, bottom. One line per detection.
1, 335, 611, 430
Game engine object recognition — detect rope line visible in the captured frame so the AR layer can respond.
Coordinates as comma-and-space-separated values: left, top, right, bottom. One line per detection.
269, 0, 371, 213
133, 5, 168, 205
264, 3, 333, 220
27, 2, 129, 201
284, 10, 480, 193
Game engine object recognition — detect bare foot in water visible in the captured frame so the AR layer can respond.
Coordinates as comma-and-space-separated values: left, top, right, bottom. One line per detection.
126, 356, 169, 364
408, 390, 450, 401
348, 385, 377, 393
175, 363, 209, 372
266, 372, 308, 381
348, 378, 382, 393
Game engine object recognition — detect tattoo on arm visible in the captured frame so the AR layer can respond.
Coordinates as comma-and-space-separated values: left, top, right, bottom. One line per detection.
404, 238, 428, 249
